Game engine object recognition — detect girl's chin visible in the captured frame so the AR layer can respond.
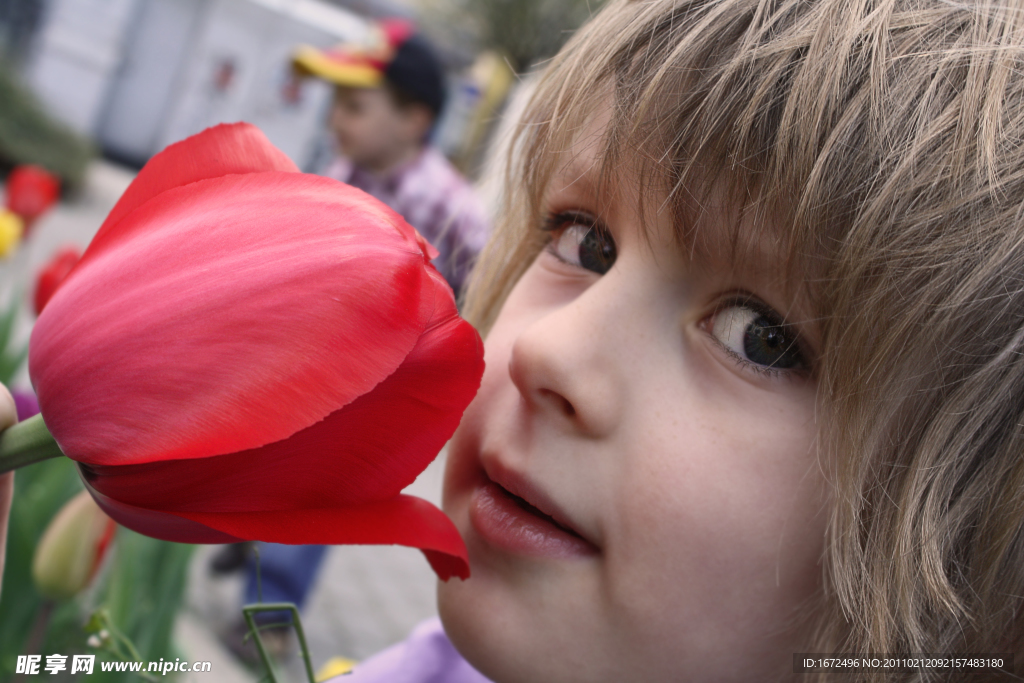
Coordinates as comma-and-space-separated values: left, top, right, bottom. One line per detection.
437, 579, 542, 683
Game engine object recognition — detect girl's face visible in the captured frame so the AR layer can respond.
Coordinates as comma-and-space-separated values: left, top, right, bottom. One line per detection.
439, 109, 828, 682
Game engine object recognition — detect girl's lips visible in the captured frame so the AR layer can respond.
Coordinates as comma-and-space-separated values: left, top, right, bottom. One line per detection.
469, 480, 599, 559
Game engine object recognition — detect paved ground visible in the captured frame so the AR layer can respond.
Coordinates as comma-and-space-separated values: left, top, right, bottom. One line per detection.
15, 160, 446, 682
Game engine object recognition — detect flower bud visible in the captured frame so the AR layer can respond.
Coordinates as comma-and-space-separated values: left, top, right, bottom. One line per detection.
32, 490, 116, 600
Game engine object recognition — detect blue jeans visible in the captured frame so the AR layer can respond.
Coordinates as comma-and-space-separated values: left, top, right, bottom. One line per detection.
243, 543, 328, 624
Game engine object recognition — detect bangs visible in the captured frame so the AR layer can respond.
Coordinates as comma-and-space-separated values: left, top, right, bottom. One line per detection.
464, 0, 842, 332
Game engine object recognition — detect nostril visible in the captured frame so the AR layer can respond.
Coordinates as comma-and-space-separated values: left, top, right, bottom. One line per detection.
540, 389, 576, 417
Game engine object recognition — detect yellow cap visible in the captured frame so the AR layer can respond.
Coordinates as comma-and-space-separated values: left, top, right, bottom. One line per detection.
292, 44, 386, 88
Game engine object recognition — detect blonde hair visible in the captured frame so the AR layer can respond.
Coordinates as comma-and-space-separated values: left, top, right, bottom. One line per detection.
465, 0, 1024, 678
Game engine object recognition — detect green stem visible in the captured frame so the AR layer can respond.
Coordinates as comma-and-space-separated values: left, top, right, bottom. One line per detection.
0, 413, 64, 474
242, 603, 317, 683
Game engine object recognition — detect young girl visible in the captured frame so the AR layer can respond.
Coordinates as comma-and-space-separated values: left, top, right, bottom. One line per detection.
340, 0, 1024, 680
4, 0, 1023, 680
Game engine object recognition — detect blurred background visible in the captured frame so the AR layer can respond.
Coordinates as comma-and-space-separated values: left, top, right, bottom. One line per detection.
0, 0, 603, 181
0, 0, 603, 680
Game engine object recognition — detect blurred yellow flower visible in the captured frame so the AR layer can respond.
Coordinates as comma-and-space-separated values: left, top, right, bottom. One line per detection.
0, 209, 23, 257
316, 656, 357, 681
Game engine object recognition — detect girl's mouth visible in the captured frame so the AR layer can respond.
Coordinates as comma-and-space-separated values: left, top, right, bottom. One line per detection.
469, 477, 599, 559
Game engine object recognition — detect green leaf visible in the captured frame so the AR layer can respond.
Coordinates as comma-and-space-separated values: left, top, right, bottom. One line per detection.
0, 288, 20, 361
0, 345, 28, 387
0, 457, 82, 680
86, 531, 194, 683
0, 460, 194, 682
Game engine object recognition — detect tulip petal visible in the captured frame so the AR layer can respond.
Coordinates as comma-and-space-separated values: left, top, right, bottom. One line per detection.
32, 173, 439, 465
79, 272, 484, 512
179, 495, 470, 580
93, 124, 297, 252
75, 261, 482, 582
391, 217, 440, 261
82, 474, 244, 544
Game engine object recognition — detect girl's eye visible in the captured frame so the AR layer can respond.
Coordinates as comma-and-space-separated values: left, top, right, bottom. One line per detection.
706, 303, 804, 372
543, 212, 617, 275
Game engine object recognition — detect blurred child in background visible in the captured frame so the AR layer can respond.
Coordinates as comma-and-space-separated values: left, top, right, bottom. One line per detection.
214, 19, 490, 662
294, 18, 489, 296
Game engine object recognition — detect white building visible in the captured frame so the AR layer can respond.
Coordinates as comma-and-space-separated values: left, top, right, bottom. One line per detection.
25, 0, 371, 168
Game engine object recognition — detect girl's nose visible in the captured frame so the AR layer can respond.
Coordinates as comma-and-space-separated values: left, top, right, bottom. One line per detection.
506, 277, 627, 437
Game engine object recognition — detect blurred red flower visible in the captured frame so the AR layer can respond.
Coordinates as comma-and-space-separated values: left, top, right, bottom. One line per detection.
5, 165, 60, 233
29, 124, 482, 579
34, 247, 81, 315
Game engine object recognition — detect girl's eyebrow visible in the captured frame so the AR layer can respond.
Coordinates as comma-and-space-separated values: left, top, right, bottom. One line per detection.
545, 175, 602, 213
561, 157, 601, 191
548, 138, 608, 201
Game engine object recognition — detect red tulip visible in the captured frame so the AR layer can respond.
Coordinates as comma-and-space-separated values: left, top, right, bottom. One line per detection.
34, 247, 81, 315
27, 123, 483, 580
5, 165, 60, 233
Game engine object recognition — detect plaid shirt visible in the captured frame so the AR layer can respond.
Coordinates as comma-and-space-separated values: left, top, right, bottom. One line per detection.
328, 148, 490, 296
